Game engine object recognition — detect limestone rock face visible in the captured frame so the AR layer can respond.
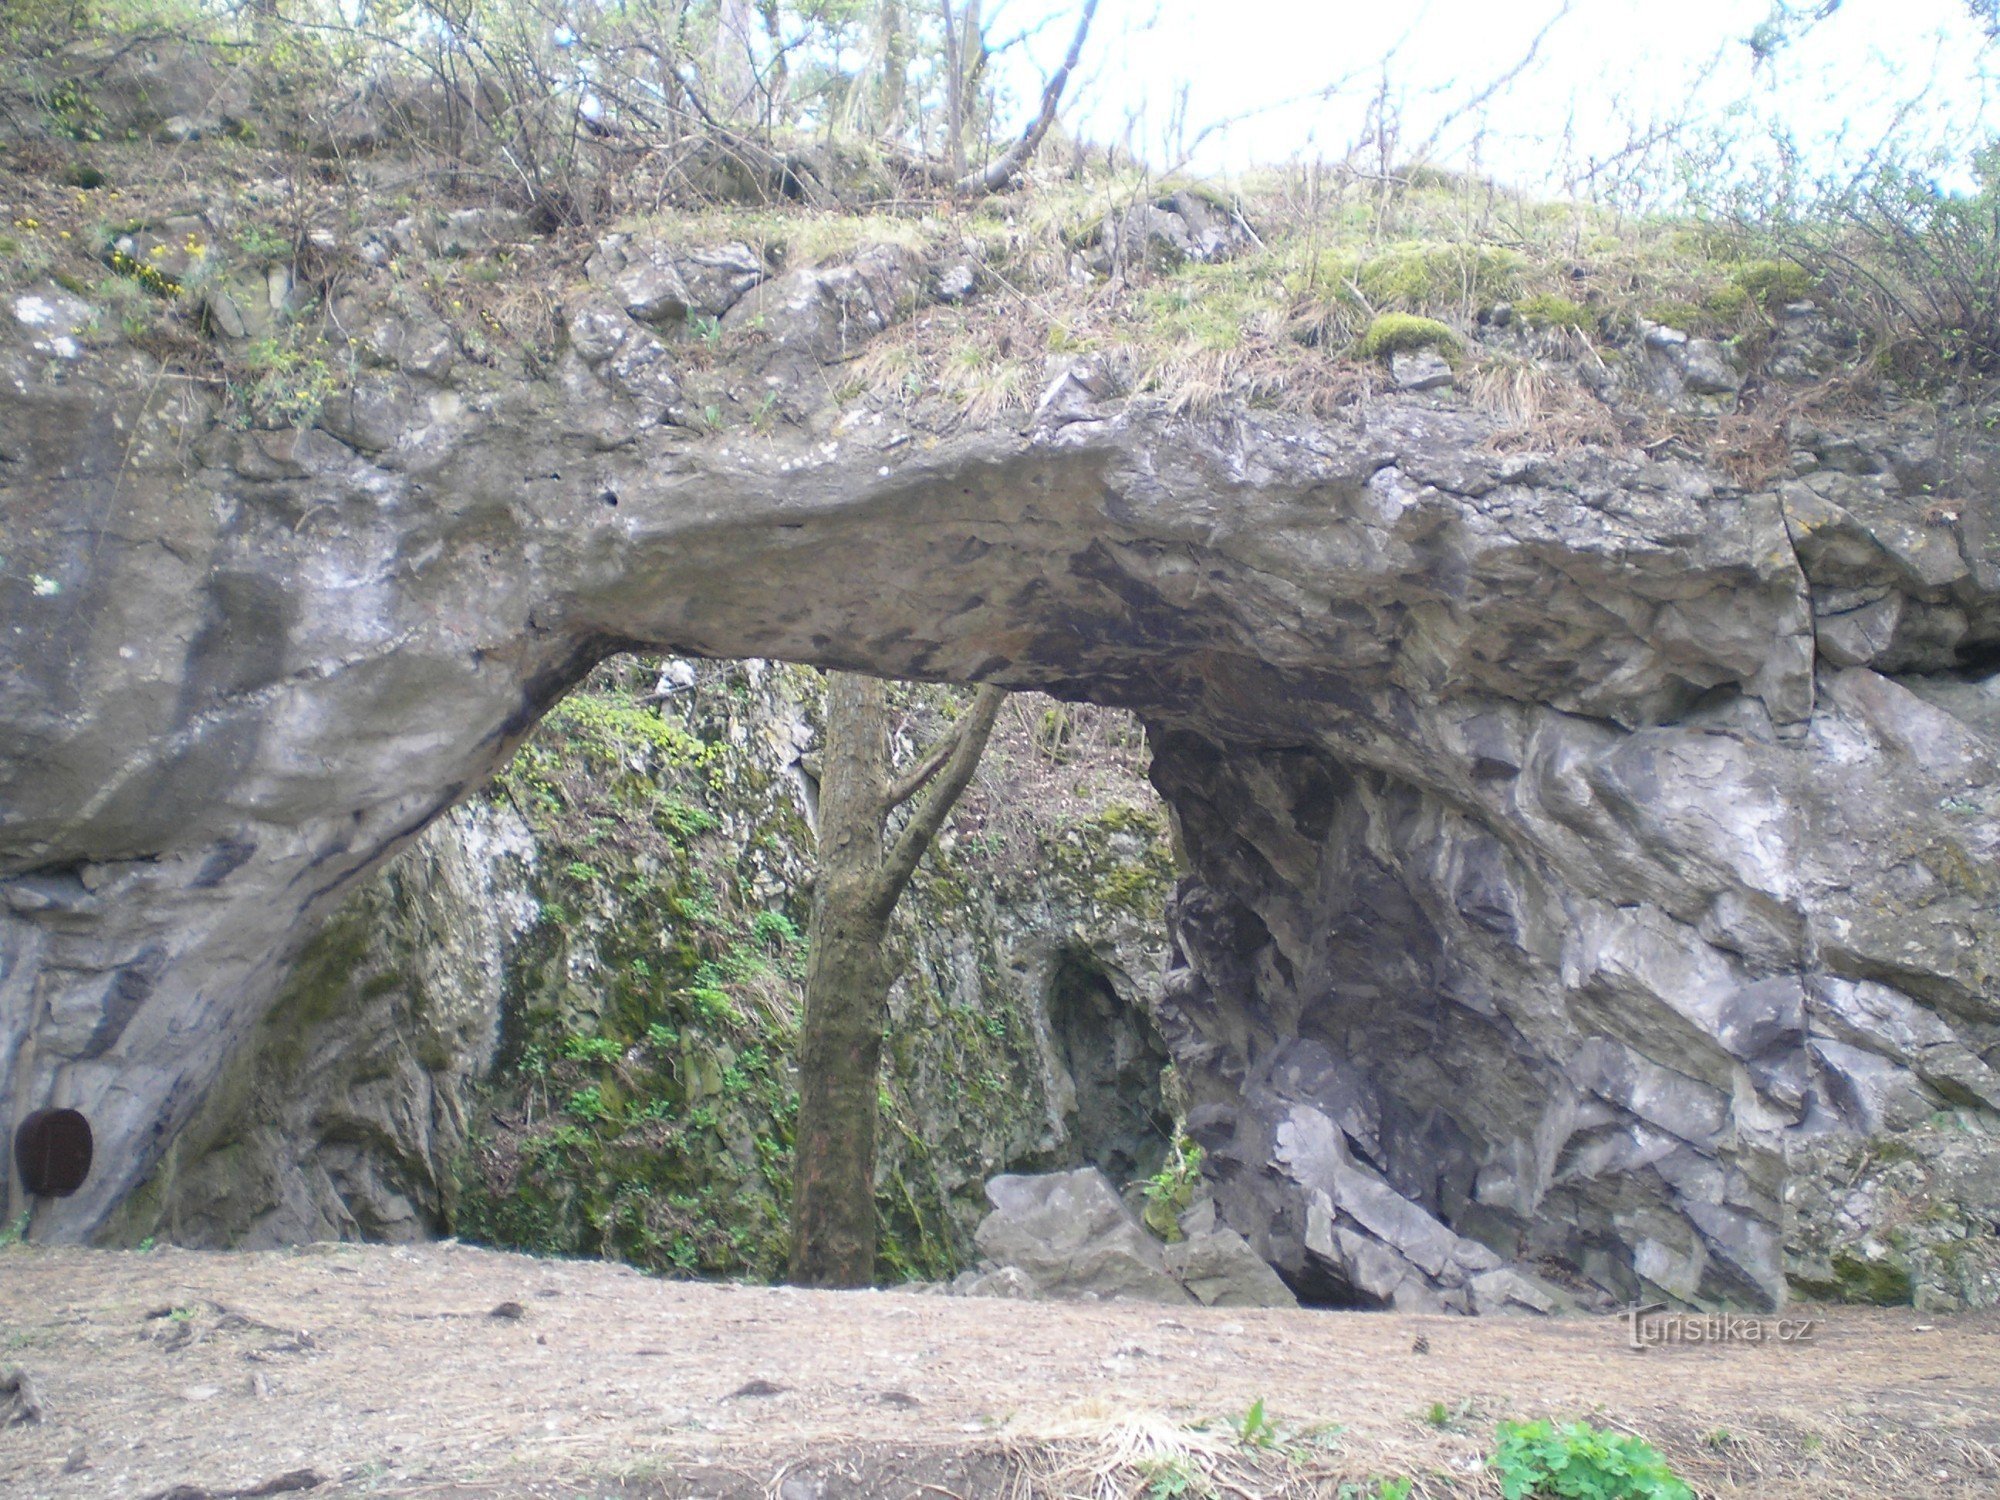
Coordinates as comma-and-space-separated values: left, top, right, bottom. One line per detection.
96, 804, 537, 1247
5, 220, 2000, 1312
1786, 1123, 2000, 1309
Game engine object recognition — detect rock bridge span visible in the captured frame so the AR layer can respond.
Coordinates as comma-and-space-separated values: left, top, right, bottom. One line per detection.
5, 260, 1999, 1311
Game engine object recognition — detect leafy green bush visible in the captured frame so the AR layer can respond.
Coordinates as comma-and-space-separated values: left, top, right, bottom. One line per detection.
1751, 143, 2000, 374
233, 332, 338, 428
1490, 1420, 1692, 1500
561, 1035, 622, 1064
1140, 1134, 1205, 1238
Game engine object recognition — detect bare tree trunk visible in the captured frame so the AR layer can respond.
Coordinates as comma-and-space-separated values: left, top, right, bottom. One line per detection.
789, 675, 894, 1287
875, 0, 907, 139
787, 674, 1006, 1287
952, 0, 1092, 195
712, 0, 756, 121
834, 0, 906, 142
900, 0, 1097, 197
939, 0, 968, 178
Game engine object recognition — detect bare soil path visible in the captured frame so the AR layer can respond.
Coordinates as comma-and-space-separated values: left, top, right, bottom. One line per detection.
2, 1242, 1996, 1499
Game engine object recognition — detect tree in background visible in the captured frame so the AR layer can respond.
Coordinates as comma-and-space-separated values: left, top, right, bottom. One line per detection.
3, 0, 1095, 218
788, 675, 1005, 1286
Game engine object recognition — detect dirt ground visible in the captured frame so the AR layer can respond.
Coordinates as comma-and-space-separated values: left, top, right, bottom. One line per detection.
2, 1241, 1997, 1500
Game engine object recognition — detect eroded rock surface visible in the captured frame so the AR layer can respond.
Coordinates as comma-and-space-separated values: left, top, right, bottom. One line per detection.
6, 202, 2000, 1311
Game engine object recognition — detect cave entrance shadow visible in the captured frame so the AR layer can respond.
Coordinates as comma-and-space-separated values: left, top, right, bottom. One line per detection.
1044, 947, 1175, 1191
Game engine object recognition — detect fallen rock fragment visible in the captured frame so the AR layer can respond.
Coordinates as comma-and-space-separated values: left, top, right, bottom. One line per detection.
962, 1168, 1192, 1304
1390, 347, 1454, 391
1162, 1222, 1299, 1309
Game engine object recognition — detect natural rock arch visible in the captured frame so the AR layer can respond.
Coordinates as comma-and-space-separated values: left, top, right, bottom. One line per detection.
6, 251, 2000, 1312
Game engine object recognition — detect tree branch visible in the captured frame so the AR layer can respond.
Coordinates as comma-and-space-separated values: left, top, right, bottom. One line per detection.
868, 684, 1006, 920
885, 718, 966, 811
952, 0, 1096, 195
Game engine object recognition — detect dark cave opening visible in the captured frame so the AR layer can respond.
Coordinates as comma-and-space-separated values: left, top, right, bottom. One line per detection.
1045, 949, 1175, 1190
1282, 1255, 1387, 1311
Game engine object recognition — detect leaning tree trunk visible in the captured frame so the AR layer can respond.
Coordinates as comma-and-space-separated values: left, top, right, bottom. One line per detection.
787, 673, 1007, 1287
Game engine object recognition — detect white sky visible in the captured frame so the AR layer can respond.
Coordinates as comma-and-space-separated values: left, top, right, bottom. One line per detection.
987, 0, 1999, 193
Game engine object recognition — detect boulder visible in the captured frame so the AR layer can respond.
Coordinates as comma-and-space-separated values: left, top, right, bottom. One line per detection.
970, 1169, 1192, 1304
1682, 338, 1742, 394
721, 244, 925, 364
1390, 348, 1454, 391
950, 1265, 1039, 1300
1093, 190, 1253, 273
1162, 1223, 1298, 1308
588, 238, 767, 325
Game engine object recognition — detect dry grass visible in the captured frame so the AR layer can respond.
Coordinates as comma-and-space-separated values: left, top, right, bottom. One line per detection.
1467, 345, 1627, 453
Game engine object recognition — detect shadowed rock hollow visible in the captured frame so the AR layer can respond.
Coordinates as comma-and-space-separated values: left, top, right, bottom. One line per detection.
6, 169, 2000, 1314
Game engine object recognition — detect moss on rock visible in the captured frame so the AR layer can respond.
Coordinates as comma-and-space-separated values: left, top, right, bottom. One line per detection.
1515, 292, 1591, 330
1358, 313, 1461, 361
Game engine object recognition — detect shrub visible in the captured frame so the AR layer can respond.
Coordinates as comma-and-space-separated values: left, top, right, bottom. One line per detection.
1490, 1419, 1692, 1500
561, 1035, 622, 1065
1140, 1134, 1204, 1239
1744, 143, 2000, 375
233, 332, 338, 428
1357, 313, 1461, 361
750, 909, 802, 948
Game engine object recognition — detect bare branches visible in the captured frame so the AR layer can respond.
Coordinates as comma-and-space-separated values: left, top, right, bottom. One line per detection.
1402, 2, 1572, 169
953, 0, 1097, 195
870, 684, 1007, 921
